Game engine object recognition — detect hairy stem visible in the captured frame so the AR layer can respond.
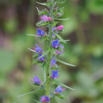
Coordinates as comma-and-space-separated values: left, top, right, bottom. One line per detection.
45, 0, 54, 99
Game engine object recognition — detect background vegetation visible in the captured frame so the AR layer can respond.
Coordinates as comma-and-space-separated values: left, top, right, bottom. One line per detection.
0, 0, 103, 103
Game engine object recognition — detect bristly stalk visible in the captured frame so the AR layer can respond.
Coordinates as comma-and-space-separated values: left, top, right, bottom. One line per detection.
46, 0, 54, 99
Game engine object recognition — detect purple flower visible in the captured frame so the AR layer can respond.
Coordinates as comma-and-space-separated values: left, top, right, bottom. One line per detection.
33, 44, 43, 53
36, 29, 45, 36
32, 75, 41, 85
55, 50, 65, 55
40, 15, 51, 22
51, 39, 59, 48
55, 86, 62, 93
54, 86, 66, 94
50, 70, 59, 79
51, 59, 57, 67
59, 44, 64, 49
52, 27, 58, 38
38, 53, 45, 61
40, 95, 50, 102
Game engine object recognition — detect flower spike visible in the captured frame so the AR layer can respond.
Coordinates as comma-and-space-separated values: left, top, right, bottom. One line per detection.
26, 0, 75, 102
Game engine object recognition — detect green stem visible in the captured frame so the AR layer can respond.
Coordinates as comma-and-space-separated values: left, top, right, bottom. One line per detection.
45, 0, 54, 100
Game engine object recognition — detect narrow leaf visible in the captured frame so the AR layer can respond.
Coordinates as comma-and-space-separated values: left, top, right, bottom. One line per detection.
36, 21, 48, 26
43, 63, 47, 82
26, 34, 40, 37
56, 93, 64, 99
36, 2, 47, 6
36, 7, 40, 13
53, 80, 75, 91
55, 18, 69, 21
52, 57, 76, 67
59, 39, 70, 42
18, 88, 45, 97
39, 49, 50, 58
57, 0, 67, 3
28, 48, 36, 53
53, 32, 66, 43
34, 99, 41, 103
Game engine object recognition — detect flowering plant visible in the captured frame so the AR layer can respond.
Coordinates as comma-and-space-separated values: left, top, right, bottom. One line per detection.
18, 0, 75, 102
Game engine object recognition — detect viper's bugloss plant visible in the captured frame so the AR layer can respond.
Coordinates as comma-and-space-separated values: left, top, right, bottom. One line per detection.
18, 0, 76, 102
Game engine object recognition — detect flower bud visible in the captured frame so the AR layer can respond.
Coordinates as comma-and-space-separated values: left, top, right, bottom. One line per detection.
40, 15, 51, 22
56, 25, 64, 30
55, 50, 65, 55
48, 17, 51, 21
56, 13, 59, 17
53, 8, 57, 11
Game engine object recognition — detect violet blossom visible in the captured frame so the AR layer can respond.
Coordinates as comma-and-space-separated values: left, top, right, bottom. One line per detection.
38, 53, 45, 61
36, 29, 45, 36
54, 86, 66, 94
55, 50, 65, 55
51, 59, 57, 67
40, 95, 50, 102
50, 70, 59, 79
51, 39, 59, 48
33, 44, 43, 53
32, 75, 41, 85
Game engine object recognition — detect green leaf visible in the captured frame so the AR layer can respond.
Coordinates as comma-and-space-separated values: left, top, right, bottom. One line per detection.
59, 39, 70, 42
34, 99, 41, 103
39, 49, 51, 58
36, 7, 41, 15
53, 80, 75, 90
36, 2, 52, 7
56, 93, 64, 99
17, 88, 45, 97
41, 36, 49, 42
57, 0, 67, 3
53, 32, 66, 43
26, 34, 39, 37
43, 63, 47, 82
28, 48, 36, 53
36, 21, 48, 26
52, 57, 76, 67
36, 2, 47, 6
46, 2, 52, 7
55, 18, 70, 21
52, 21, 59, 27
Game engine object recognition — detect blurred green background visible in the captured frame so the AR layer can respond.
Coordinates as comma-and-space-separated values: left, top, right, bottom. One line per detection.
0, 0, 103, 103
